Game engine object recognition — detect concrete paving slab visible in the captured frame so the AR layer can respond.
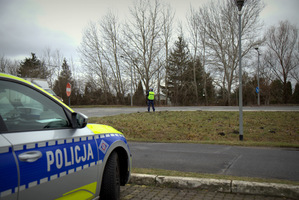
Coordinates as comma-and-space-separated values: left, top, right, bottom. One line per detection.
128, 173, 299, 199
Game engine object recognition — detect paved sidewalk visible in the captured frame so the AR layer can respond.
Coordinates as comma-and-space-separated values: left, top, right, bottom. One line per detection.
120, 184, 293, 200
121, 174, 299, 200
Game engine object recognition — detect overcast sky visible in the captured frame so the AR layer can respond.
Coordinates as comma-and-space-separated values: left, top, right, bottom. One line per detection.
1, 0, 299, 64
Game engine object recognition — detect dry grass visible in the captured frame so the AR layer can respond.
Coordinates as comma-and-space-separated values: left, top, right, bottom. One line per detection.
89, 111, 299, 147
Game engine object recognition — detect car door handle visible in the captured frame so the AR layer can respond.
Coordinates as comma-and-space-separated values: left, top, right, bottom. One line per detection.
19, 151, 42, 162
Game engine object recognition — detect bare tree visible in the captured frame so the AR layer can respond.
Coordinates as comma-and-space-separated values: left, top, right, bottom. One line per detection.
99, 11, 126, 103
41, 48, 64, 87
195, 0, 264, 105
0, 55, 10, 73
186, 7, 200, 105
265, 20, 299, 103
79, 22, 110, 103
0, 55, 19, 75
187, 6, 212, 105
291, 67, 299, 83
121, 0, 164, 91
160, 2, 174, 105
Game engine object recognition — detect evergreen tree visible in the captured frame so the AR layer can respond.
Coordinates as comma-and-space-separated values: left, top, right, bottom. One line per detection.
82, 79, 116, 105
166, 36, 192, 105
293, 82, 299, 104
190, 57, 214, 105
183, 58, 204, 105
269, 79, 283, 104
205, 72, 215, 105
83, 81, 104, 105
242, 74, 257, 106
133, 80, 145, 106
17, 53, 49, 78
53, 59, 74, 103
285, 81, 292, 104
165, 36, 212, 105
269, 80, 292, 104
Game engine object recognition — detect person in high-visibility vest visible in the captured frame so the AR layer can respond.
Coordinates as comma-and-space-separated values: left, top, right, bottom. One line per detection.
147, 88, 155, 112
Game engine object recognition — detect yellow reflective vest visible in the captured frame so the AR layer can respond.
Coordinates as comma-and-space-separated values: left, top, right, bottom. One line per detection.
148, 91, 155, 100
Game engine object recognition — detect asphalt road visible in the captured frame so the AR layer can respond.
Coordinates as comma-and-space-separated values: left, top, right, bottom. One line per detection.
73, 106, 299, 182
129, 142, 299, 182
74, 106, 299, 117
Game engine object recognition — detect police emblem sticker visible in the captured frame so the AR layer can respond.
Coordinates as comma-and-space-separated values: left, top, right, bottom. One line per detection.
99, 140, 109, 154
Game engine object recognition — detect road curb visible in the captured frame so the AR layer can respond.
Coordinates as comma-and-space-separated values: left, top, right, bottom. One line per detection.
129, 173, 299, 199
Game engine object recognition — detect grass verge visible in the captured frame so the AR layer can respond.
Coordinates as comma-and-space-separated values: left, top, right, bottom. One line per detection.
89, 111, 299, 184
89, 111, 299, 148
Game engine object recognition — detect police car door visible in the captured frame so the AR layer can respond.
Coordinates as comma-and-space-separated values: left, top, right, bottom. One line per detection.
0, 79, 100, 200
0, 135, 18, 200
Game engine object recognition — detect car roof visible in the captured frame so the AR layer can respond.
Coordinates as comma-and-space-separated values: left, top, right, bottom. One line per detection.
0, 73, 74, 113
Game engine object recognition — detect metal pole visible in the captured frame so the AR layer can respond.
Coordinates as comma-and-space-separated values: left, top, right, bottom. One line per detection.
257, 50, 260, 106
238, 10, 243, 141
130, 65, 133, 106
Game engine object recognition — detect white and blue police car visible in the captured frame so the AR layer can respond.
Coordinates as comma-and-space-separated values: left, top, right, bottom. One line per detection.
0, 73, 132, 200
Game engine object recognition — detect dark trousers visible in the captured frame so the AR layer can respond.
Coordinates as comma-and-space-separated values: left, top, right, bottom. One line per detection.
148, 100, 155, 112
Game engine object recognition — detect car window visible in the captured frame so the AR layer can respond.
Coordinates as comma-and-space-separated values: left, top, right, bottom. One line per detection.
0, 80, 70, 132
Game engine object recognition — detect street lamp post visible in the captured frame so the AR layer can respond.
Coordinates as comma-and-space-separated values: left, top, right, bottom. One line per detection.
255, 47, 260, 106
235, 0, 245, 141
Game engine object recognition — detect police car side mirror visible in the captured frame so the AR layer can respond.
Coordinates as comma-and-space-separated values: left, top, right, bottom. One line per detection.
71, 112, 88, 129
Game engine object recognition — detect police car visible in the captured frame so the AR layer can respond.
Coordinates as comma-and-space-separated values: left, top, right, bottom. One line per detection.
0, 73, 131, 200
